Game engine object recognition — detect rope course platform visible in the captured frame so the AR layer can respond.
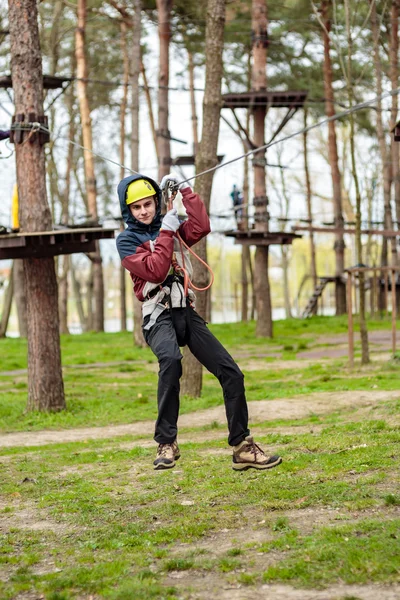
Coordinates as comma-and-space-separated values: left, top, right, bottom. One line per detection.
225, 229, 301, 246
293, 225, 400, 238
0, 228, 115, 260
172, 155, 224, 166
222, 90, 308, 109
0, 75, 73, 90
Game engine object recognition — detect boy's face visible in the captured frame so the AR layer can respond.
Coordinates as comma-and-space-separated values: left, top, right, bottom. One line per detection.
129, 196, 157, 225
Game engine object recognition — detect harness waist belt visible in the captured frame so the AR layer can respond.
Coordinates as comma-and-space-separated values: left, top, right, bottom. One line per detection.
147, 273, 184, 299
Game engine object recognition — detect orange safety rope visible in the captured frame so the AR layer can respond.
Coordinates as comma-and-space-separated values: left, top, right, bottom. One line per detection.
167, 192, 214, 297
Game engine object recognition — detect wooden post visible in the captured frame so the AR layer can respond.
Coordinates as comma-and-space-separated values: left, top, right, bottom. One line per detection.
347, 272, 354, 367
391, 268, 397, 355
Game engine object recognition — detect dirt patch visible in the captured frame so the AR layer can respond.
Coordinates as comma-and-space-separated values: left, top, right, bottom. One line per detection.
0, 499, 70, 534
167, 578, 400, 600
165, 505, 400, 600
1, 390, 399, 449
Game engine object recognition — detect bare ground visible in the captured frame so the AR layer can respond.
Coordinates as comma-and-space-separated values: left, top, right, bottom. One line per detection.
1, 389, 399, 449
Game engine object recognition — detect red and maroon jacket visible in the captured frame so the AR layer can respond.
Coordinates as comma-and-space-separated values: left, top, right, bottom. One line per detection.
116, 174, 210, 301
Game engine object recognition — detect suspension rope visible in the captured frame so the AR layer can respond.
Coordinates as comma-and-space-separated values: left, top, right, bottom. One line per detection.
178, 87, 400, 188
165, 189, 214, 296
13, 87, 400, 189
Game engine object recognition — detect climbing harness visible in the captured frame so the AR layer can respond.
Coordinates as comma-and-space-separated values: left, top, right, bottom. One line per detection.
162, 179, 214, 297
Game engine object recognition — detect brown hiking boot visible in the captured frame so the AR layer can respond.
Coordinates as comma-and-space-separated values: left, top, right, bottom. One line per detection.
153, 441, 180, 470
232, 436, 282, 471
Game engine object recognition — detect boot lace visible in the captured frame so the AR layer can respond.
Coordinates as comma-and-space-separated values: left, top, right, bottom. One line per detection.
157, 443, 171, 457
246, 439, 266, 461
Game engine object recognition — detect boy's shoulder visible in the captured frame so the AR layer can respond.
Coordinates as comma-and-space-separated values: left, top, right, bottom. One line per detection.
116, 228, 160, 258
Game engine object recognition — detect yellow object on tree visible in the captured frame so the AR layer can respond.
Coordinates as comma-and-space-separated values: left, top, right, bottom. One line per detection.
12, 184, 19, 231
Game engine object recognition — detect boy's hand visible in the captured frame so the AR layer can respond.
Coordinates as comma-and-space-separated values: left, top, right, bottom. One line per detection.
160, 173, 191, 192
160, 207, 180, 232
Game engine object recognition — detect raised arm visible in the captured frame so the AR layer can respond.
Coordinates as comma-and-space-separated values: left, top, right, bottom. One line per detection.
177, 187, 211, 247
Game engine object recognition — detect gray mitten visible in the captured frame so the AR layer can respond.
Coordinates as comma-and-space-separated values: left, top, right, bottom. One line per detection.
161, 207, 180, 232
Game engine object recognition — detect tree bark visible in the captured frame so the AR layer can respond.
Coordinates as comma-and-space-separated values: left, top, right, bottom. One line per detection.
119, 19, 129, 332
8, 0, 65, 411
75, 0, 104, 332
188, 51, 199, 155
141, 61, 159, 159
58, 73, 75, 335
389, 0, 400, 248
130, 0, 147, 347
251, 0, 272, 337
344, 0, 369, 364
241, 152, 250, 321
303, 108, 318, 312
0, 264, 14, 338
157, 0, 172, 181
321, 0, 346, 314
181, 0, 226, 398
131, 0, 141, 176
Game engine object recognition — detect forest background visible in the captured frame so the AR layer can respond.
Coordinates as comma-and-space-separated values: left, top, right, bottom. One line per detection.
0, 0, 397, 334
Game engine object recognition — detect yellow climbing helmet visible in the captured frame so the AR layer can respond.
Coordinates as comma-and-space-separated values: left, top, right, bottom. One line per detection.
126, 179, 156, 205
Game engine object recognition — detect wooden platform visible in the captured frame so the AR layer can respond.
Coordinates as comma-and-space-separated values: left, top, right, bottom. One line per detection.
172, 155, 224, 166
225, 230, 301, 246
0, 228, 115, 260
293, 225, 400, 238
0, 75, 73, 90
222, 90, 308, 109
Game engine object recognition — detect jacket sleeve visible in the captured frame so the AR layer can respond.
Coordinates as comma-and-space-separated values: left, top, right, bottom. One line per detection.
120, 230, 174, 283
177, 187, 211, 247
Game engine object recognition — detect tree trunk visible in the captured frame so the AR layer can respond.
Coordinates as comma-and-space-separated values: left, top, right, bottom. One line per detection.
0, 264, 14, 338
75, 0, 104, 332
370, 0, 396, 271
281, 246, 292, 319
8, 0, 65, 411
389, 0, 400, 252
321, 0, 346, 314
344, 0, 369, 364
241, 153, 250, 321
157, 0, 172, 181
251, 0, 272, 337
141, 61, 159, 159
13, 259, 27, 337
249, 249, 256, 320
58, 75, 75, 335
188, 51, 199, 155
71, 261, 87, 332
86, 263, 94, 331
58, 255, 70, 335
131, 0, 146, 347
181, 0, 226, 398
303, 108, 318, 312
131, 0, 141, 175
119, 19, 129, 332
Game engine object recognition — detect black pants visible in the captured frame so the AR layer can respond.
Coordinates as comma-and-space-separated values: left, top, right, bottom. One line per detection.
143, 307, 250, 446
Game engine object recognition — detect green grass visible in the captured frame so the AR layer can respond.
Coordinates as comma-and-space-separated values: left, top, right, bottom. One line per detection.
0, 316, 399, 596
0, 416, 399, 598
0, 315, 399, 432
1, 357, 399, 432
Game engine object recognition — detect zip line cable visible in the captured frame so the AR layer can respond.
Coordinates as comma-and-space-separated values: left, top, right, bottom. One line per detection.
178, 87, 400, 188
10, 87, 400, 187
